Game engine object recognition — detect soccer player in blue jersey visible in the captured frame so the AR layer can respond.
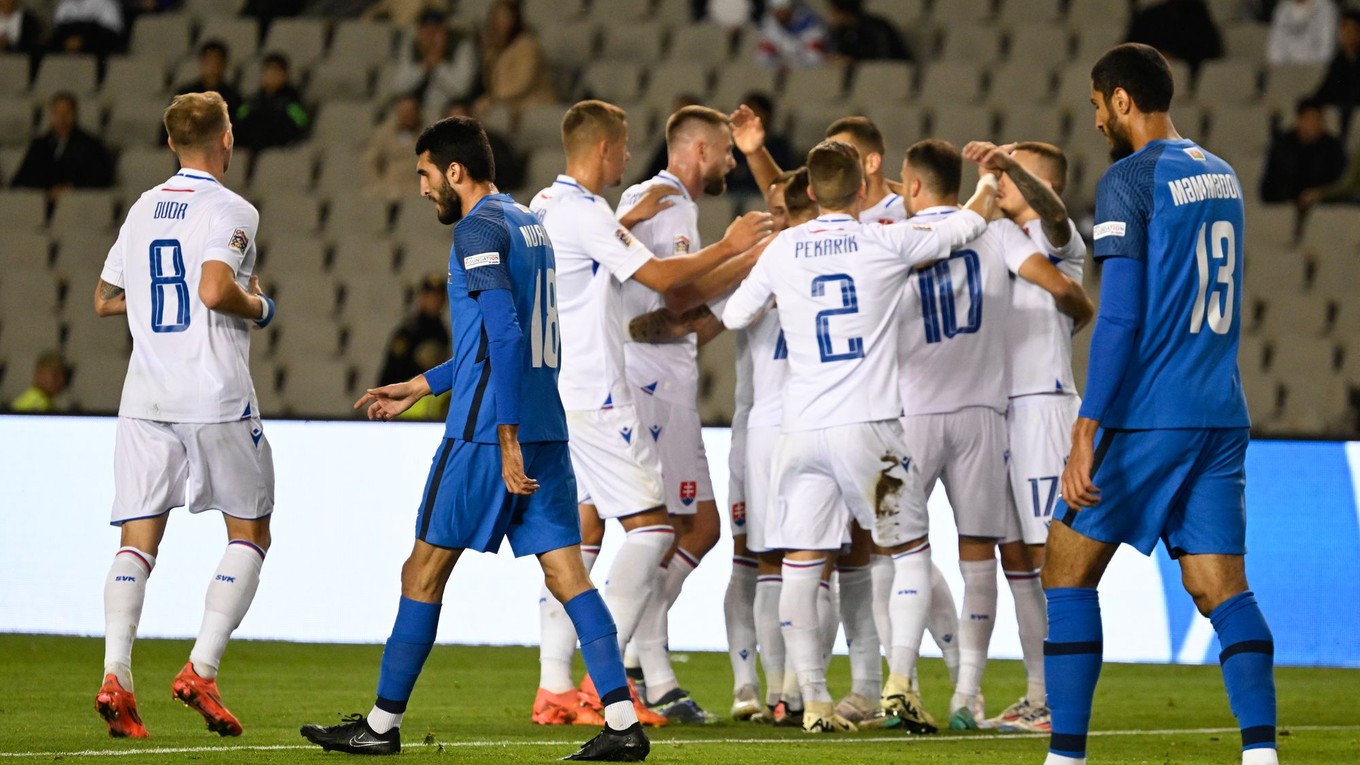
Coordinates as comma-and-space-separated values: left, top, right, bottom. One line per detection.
300, 117, 648, 761
1041, 44, 1277, 765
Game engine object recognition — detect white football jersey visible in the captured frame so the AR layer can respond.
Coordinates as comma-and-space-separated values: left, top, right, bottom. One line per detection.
897, 207, 1037, 416
101, 171, 259, 423
531, 175, 653, 411
745, 302, 786, 430
616, 171, 702, 408
1008, 218, 1086, 397
859, 191, 907, 225
723, 212, 972, 431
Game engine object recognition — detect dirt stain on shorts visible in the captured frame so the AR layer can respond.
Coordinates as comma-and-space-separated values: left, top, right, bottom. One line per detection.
875, 454, 903, 518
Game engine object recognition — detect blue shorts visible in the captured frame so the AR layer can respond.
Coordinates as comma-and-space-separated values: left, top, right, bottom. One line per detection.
415, 439, 581, 557
1056, 427, 1249, 558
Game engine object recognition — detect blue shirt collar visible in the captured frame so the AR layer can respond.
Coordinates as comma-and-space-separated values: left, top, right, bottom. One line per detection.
175, 171, 219, 184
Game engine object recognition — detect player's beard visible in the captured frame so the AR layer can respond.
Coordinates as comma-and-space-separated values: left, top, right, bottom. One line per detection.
432, 179, 462, 225
702, 167, 727, 197
1104, 112, 1136, 162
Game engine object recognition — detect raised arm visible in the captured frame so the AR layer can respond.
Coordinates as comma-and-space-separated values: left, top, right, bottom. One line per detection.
664, 231, 776, 313
629, 304, 718, 343
965, 141, 1073, 247
730, 104, 784, 199
630, 211, 773, 294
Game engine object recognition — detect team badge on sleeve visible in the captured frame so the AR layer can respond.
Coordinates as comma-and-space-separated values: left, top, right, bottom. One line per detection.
464, 252, 501, 269
615, 227, 635, 247
680, 481, 697, 507
228, 228, 250, 255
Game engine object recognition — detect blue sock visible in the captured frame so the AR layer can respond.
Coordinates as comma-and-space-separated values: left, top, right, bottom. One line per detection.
563, 589, 631, 710
1209, 591, 1276, 753
1045, 587, 1103, 759
374, 597, 442, 713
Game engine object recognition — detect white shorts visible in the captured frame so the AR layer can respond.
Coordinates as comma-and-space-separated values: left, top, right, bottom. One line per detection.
728, 421, 748, 537
900, 406, 1010, 539
112, 415, 275, 525
1003, 393, 1081, 545
566, 405, 666, 520
743, 425, 781, 553
633, 393, 714, 515
767, 420, 927, 552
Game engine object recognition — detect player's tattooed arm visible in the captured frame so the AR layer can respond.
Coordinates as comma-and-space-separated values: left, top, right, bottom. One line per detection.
628, 305, 714, 343
693, 310, 725, 346
963, 140, 1071, 246
94, 279, 127, 317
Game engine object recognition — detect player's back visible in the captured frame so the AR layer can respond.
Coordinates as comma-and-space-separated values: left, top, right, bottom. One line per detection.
898, 210, 1032, 416
1092, 138, 1248, 429
446, 193, 566, 444
106, 171, 258, 423
760, 214, 926, 431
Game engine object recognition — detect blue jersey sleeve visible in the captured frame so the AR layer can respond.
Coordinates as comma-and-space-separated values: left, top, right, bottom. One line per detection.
1092, 156, 1155, 263
453, 214, 513, 293
475, 287, 524, 427
1077, 255, 1144, 422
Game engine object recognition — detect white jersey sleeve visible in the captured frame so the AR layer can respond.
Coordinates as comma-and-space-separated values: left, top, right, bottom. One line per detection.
994, 217, 1041, 275
583, 201, 652, 282
1007, 218, 1086, 397
1027, 218, 1086, 278
721, 247, 777, 330
203, 197, 260, 272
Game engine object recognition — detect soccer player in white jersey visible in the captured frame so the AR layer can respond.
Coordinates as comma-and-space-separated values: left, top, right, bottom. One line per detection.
611, 105, 764, 724
92, 92, 277, 739
723, 140, 996, 734
892, 139, 1093, 732
531, 100, 772, 727
961, 139, 1089, 734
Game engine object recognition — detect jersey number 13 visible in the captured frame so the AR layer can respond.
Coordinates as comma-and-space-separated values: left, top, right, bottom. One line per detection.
1189, 220, 1236, 335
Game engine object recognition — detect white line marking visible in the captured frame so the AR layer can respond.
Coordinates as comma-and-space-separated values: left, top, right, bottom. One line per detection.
1, 726, 1354, 758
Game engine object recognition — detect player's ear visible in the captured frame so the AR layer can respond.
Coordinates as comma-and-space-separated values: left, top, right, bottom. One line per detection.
1112, 88, 1132, 116
444, 161, 461, 186
865, 152, 881, 176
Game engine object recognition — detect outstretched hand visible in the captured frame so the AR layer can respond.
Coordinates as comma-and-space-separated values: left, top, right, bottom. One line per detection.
354, 377, 429, 421
729, 104, 766, 155
724, 210, 776, 253
620, 184, 680, 229
962, 140, 1017, 174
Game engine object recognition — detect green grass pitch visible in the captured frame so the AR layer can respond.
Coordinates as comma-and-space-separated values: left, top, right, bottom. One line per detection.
1, 634, 1356, 763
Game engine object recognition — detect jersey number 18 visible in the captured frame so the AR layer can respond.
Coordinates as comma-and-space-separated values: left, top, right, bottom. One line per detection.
530, 266, 559, 368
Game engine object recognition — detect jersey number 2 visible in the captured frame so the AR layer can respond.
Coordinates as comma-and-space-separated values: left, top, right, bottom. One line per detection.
1190, 221, 1235, 335
530, 266, 559, 368
149, 239, 190, 333
812, 274, 863, 362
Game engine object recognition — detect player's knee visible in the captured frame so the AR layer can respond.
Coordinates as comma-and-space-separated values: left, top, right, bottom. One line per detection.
399, 557, 449, 601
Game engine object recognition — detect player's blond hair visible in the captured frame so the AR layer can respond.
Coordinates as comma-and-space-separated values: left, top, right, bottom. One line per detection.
562, 99, 628, 156
1011, 141, 1069, 195
664, 105, 730, 148
163, 92, 230, 152
806, 140, 862, 212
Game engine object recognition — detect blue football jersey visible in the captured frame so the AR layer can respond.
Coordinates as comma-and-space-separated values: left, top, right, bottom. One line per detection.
444, 193, 567, 444
1092, 138, 1249, 429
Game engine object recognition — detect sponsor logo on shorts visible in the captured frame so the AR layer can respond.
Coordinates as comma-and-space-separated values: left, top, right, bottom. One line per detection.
250, 426, 263, 446
619, 426, 632, 444
649, 425, 662, 441
1093, 221, 1126, 240
464, 251, 500, 269
732, 501, 746, 527
680, 481, 696, 506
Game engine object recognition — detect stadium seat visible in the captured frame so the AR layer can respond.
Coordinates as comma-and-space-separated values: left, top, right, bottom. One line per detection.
538, 20, 599, 69
197, 17, 260, 61
1300, 208, 1360, 258
100, 56, 168, 107
273, 314, 344, 363
30, 55, 99, 102
261, 17, 329, 69
343, 320, 392, 385
1195, 60, 1261, 105
1066, 0, 1129, 29
256, 191, 323, 236
696, 196, 737, 253
863, 103, 926, 153
0, 230, 50, 269
588, 0, 649, 23
579, 60, 643, 103
326, 195, 393, 238
511, 102, 565, 151
0, 189, 46, 231
1070, 22, 1124, 68
848, 61, 914, 108
184, 0, 246, 19
397, 228, 458, 280
1223, 22, 1270, 61
249, 355, 285, 415
997, 0, 1062, 24
1276, 367, 1351, 434
711, 63, 778, 112
116, 147, 178, 196
1261, 291, 1331, 339
668, 24, 731, 64
0, 266, 60, 320
929, 105, 998, 147
865, 0, 926, 26
66, 350, 128, 413
50, 190, 117, 234
258, 233, 328, 278
939, 25, 1004, 64
987, 62, 1055, 108
787, 102, 852, 156
250, 147, 317, 195
308, 60, 374, 102
63, 308, 132, 361
0, 53, 29, 97
458, 0, 497, 23
1005, 25, 1072, 65
999, 103, 1065, 143
0, 97, 33, 146
128, 13, 193, 67
268, 271, 340, 322
1311, 251, 1360, 306
103, 97, 166, 151
932, 0, 994, 25
1239, 334, 1267, 372
1203, 103, 1272, 160
645, 61, 712, 107
329, 20, 397, 71
279, 358, 357, 418
1240, 369, 1280, 419
653, 0, 692, 25
600, 21, 666, 62
917, 62, 983, 107
50, 228, 116, 282
311, 101, 378, 151
782, 66, 847, 105
330, 235, 398, 284
341, 279, 407, 324
1262, 63, 1327, 114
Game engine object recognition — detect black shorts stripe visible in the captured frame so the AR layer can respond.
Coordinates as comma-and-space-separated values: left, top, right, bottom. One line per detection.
1061, 429, 1117, 527
463, 330, 491, 442
418, 439, 454, 542
1220, 639, 1274, 663
1044, 640, 1104, 656
1049, 732, 1088, 754
1241, 725, 1275, 747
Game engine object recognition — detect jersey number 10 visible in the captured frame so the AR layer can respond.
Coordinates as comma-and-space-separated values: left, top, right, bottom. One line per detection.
530, 267, 559, 368
1189, 220, 1236, 335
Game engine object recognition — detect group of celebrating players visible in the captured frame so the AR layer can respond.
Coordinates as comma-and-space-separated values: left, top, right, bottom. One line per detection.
89, 40, 1280, 765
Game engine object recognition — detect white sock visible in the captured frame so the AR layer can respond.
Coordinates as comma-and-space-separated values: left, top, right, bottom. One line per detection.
367, 706, 402, 734
603, 699, 636, 730
1007, 569, 1047, 705
604, 525, 674, 650
816, 577, 838, 662
887, 543, 932, 681
754, 575, 785, 707
103, 547, 155, 692
928, 559, 961, 687
539, 548, 599, 693
1043, 754, 1086, 765
837, 566, 882, 699
724, 556, 760, 694
953, 558, 998, 709
780, 559, 830, 703
189, 541, 264, 680
634, 563, 676, 703
1242, 748, 1279, 765
870, 554, 893, 653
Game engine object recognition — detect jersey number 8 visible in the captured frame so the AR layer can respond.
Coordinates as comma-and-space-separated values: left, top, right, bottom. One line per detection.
530, 266, 559, 368
149, 239, 190, 333
1189, 220, 1235, 335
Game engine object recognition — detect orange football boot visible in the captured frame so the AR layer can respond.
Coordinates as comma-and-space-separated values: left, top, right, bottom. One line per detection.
171, 663, 243, 736
96, 674, 148, 738
532, 687, 607, 726
579, 674, 668, 727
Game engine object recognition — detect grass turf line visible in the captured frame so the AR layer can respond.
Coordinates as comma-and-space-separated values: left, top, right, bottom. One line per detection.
1, 634, 1356, 763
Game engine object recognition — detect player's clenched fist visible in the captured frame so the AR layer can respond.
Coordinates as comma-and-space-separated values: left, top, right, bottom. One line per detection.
724, 211, 775, 253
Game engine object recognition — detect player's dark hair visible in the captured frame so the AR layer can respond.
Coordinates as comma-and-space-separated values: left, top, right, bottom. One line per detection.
742, 91, 775, 119
825, 115, 885, 157
783, 166, 814, 219
904, 138, 962, 198
1011, 140, 1069, 195
199, 39, 228, 59
262, 52, 289, 71
665, 105, 731, 147
806, 140, 862, 211
1090, 42, 1174, 114
1295, 97, 1324, 116
829, 0, 865, 15
416, 116, 496, 183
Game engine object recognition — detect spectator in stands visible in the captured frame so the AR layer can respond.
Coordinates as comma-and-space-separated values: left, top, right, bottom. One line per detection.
10, 351, 70, 413
234, 53, 310, 152
11, 92, 113, 202
0, 0, 44, 55
363, 0, 449, 26
389, 9, 478, 121
726, 91, 794, 196
1313, 9, 1360, 138
1125, 0, 1223, 74
444, 97, 524, 191
49, 0, 123, 56
1261, 98, 1347, 208
174, 40, 243, 124
474, 0, 554, 119
243, 0, 304, 29
303, 0, 368, 17
824, 0, 911, 65
1268, 0, 1338, 64
1300, 145, 1360, 205
376, 272, 450, 421
364, 92, 422, 201
755, 0, 827, 70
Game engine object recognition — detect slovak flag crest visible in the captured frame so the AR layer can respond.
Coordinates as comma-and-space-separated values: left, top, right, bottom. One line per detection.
679, 481, 697, 506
